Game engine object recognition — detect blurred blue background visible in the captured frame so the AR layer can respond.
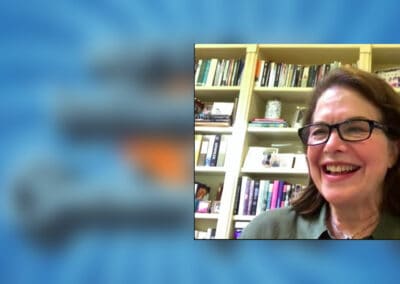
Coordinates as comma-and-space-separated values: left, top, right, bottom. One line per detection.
1, 0, 400, 283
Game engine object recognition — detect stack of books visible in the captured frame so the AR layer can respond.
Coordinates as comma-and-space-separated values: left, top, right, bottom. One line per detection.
195, 100, 237, 127
248, 118, 289, 128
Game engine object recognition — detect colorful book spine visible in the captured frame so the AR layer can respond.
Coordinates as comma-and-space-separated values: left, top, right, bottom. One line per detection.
238, 176, 250, 215
245, 179, 255, 215
250, 179, 260, 215
270, 180, 280, 210
209, 134, 221, 166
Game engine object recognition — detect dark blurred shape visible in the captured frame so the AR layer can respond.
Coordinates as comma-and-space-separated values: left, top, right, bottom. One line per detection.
11, 160, 190, 247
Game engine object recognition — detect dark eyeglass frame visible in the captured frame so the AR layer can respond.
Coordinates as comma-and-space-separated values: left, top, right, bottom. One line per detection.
298, 118, 388, 146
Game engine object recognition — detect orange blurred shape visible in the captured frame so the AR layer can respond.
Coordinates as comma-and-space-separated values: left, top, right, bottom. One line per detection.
123, 137, 191, 188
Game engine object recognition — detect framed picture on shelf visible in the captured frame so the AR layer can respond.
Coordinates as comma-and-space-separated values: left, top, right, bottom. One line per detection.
243, 146, 279, 169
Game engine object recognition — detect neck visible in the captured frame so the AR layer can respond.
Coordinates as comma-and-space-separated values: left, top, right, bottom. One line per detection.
328, 204, 380, 239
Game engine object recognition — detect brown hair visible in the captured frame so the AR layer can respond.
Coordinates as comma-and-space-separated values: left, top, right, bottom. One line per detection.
292, 67, 400, 217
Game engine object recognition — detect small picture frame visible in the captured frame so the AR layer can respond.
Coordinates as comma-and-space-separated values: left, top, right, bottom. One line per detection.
260, 147, 279, 168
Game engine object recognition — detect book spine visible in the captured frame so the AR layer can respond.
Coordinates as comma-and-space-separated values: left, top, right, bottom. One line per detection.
197, 135, 209, 166
216, 135, 229, 167
194, 134, 203, 166
236, 59, 245, 85
256, 180, 265, 215
276, 181, 284, 208
267, 183, 274, 210
262, 180, 270, 211
194, 59, 203, 85
233, 177, 242, 215
250, 179, 260, 215
261, 61, 269, 86
270, 180, 280, 209
245, 179, 255, 215
209, 134, 221, 166
274, 63, 281, 87
268, 62, 276, 87
206, 58, 218, 86
254, 59, 262, 86
204, 135, 215, 166
238, 176, 250, 215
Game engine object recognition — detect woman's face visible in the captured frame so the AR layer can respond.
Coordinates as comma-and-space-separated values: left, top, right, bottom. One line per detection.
307, 86, 398, 207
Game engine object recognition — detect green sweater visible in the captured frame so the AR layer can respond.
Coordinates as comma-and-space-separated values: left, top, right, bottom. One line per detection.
239, 204, 400, 239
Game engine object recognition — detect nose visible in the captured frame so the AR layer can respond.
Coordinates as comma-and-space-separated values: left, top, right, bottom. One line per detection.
323, 128, 347, 152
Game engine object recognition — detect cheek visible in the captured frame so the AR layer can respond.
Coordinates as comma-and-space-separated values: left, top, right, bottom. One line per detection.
306, 147, 322, 176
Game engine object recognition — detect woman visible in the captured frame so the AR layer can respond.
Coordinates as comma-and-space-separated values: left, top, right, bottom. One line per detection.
240, 67, 400, 239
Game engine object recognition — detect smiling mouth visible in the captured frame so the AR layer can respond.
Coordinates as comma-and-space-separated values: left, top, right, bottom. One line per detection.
323, 164, 361, 175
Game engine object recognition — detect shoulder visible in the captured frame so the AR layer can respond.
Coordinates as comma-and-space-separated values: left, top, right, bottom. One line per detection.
239, 205, 327, 239
239, 207, 298, 239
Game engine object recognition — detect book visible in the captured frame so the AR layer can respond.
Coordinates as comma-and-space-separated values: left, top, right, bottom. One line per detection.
245, 179, 255, 215
197, 135, 210, 166
254, 59, 263, 86
250, 179, 260, 215
266, 182, 274, 210
233, 177, 242, 215
262, 180, 271, 211
204, 135, 216, 166
209, 134, 221, 166
216, 135, 229, 167
256, 179, 266, 215
268, 62, 276, 87
238, 176, 251, 215
275, 180, 285, 208
270, 180, 280, 210
194, 134, 202, 165
194, 59, 203, 84
205, 58, 218, 86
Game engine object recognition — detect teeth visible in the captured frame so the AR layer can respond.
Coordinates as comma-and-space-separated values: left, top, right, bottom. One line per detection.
326, 165, 357, 173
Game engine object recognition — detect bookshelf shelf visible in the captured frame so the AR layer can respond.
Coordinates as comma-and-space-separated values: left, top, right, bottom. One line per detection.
233, 215, 256, 222
194, 44, 399, 239
195, 166, 226, 174
195, 213, 219, 220
247, 127, 299, 137
195, 126, 233, 134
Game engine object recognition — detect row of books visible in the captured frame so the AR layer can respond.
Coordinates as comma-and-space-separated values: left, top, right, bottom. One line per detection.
254, 60, 351, 88
195, 134, 230, 167
248, 117, 289, 128
233, 176, 305, 216
195, 58, 245, 87
195, 99, 237, 127
375, 67, 400, 87
243, 147, 307, 170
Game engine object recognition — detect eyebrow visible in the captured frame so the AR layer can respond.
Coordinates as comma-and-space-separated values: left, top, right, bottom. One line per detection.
312, 116, 377, 124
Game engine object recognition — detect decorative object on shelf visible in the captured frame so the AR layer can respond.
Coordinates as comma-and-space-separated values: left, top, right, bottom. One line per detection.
292, 106, 307, 128
243, 147, 279, 169
265, 99, 282, 119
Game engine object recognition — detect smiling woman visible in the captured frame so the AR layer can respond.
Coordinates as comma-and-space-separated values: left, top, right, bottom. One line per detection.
240, 67, 400, 239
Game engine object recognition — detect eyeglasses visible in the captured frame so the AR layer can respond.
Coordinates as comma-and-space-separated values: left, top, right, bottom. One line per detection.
298, 118, 388, 146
